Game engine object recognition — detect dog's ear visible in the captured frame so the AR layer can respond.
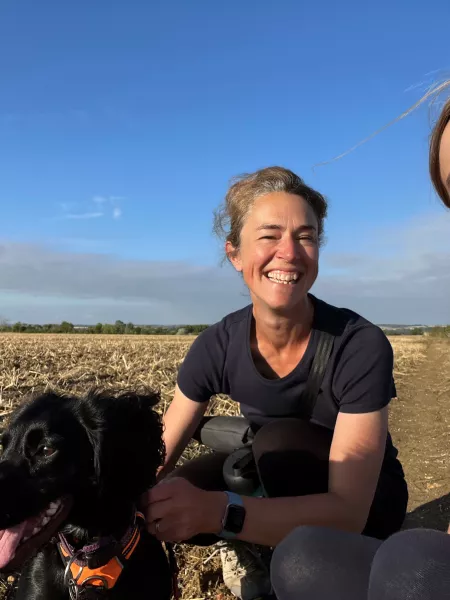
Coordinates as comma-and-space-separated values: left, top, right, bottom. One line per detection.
79, 389, 165, 500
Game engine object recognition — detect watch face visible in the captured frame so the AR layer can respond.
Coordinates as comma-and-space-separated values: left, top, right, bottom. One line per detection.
225, 504, 246, 534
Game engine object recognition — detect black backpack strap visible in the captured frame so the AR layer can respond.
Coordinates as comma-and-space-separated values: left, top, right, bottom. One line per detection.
301, 330, 335, 419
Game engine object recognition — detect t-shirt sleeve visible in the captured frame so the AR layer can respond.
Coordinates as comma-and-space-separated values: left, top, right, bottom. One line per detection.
176, 324, 226, 403
333, 325, 394, 414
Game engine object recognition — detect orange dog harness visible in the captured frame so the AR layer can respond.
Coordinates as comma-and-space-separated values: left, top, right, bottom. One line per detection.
57, 511, 179, 599
58, 515, 142, 594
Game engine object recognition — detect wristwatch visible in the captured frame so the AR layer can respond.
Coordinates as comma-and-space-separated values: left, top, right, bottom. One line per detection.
219, 491, 246, 539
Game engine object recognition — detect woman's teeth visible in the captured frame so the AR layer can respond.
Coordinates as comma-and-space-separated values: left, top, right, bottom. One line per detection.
266, 271, 299, 284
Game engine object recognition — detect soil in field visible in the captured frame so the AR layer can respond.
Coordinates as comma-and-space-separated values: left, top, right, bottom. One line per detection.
389, 340, 450, 532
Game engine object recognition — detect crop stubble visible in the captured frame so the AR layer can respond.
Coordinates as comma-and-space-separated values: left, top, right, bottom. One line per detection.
0, 334, 447, 599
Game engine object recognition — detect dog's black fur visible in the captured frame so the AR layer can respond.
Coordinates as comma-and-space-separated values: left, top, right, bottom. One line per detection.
0, 390, 172, 599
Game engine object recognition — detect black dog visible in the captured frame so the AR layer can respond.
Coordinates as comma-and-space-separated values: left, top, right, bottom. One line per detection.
0, 390, 173, 599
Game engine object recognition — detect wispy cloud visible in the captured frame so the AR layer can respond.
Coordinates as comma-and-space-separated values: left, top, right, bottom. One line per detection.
93, 196, 108, 206
57, 196, 124, 221
64, 212, 104, 220
93, 195, 123, 220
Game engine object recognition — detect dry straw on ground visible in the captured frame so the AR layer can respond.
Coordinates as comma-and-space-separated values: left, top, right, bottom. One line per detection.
0, 334, 239, 599
387, 336, 428, 386
0, 333, 447, 599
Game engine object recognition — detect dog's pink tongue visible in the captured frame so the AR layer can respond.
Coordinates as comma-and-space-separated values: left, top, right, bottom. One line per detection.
0, 521, 28, 569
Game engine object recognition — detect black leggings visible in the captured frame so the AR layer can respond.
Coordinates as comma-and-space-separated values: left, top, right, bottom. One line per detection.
174, 418, 408, 544
271, 526, 450, 599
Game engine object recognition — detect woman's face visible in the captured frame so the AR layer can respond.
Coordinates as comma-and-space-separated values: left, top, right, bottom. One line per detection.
228, 192, 319, 313
439, 120, 450, 204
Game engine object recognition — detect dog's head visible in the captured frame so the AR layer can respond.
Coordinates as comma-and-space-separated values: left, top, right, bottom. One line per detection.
0, 389, 164, 572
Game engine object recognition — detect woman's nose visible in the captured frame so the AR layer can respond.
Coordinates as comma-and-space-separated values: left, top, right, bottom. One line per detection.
276, 236, 299, 261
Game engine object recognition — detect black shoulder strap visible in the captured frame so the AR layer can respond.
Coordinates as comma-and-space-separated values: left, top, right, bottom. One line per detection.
301, 329, 335, 419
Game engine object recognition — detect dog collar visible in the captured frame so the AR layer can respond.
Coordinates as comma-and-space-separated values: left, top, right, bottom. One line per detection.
57, 510, 144, 598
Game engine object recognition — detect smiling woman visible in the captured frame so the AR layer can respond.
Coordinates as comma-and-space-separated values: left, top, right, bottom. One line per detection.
217, 168, 325, 318
141, 166, 408, 600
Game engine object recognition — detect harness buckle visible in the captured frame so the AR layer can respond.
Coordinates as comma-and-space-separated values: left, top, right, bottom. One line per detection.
64, 550, 85, 599
68, 578, 79, 600
79, 576, 109, 599
67, 574, 109, 600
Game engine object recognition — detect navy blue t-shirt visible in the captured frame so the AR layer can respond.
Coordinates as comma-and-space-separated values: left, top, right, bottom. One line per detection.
177, 294, 403, 476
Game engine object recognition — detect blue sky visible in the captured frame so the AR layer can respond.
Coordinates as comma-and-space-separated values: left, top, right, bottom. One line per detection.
1, 0, 450, 324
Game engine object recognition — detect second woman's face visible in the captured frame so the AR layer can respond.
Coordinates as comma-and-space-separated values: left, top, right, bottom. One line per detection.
228, 192, 319, 313
439, 120, 450, 207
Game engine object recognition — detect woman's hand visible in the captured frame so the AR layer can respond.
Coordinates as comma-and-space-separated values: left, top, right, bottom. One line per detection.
142, 477, 228, 542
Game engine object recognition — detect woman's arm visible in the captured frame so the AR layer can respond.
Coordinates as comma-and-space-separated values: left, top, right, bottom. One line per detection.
229, 407, 388, 546
146, 407, 389, 544
157, 385, 208, 481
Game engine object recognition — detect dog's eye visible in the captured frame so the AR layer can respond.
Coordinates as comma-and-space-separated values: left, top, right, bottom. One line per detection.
38, 446, 56, 458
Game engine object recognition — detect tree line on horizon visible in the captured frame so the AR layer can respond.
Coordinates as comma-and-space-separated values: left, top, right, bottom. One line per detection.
1, 320, 449, 337
381, 326, 450, 336
0, 319, 210, 335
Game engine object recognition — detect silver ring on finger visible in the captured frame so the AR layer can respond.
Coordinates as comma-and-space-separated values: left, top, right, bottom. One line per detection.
155, 520, 160, 533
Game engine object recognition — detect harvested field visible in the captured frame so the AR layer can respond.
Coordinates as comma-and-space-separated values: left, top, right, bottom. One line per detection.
0, 333, 449, 599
